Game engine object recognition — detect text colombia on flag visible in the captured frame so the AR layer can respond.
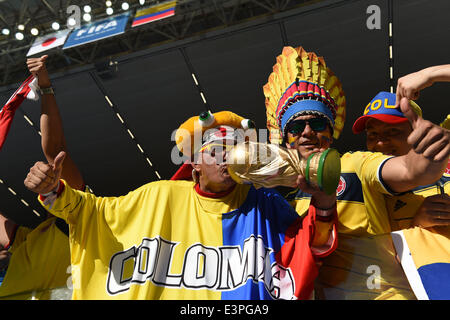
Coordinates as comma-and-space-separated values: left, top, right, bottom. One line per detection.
26, 29, 71, 57
132, 0, 177, 27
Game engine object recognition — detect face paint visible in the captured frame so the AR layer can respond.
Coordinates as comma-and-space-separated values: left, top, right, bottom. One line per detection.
288, 136, 297, 147
320, 136, 331, 144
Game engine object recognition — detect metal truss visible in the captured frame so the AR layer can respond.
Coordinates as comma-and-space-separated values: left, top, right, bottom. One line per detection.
0, 0, 302, 87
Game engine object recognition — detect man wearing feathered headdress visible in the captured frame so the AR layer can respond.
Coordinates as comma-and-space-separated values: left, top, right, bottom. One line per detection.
23, 108, 338, 300
263, 46, 449, 299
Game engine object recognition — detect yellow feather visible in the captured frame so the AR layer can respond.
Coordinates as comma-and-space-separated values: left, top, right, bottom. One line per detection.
275, 56, 287, 90
310, 53, 320, 84
317, 57, 328, 87
264, 45, 347, 141
272, 64, 283, 98
279, 55, 291, 89
282, 47, 299, 84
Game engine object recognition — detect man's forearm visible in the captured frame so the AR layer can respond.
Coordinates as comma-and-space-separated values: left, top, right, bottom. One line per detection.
383, 151, 448, 193
423, 64, 450, 84
40, 94, 66, 159
405, 151, 448, 187
40, 86, 85, 191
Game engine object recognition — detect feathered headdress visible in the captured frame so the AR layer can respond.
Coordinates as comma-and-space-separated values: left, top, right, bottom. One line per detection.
263, 46, 346, 144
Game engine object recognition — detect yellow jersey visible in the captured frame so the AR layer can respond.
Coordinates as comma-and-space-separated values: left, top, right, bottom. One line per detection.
0, 217, 71, 299
286, 151, 415, 300
39, 179, 336, 300
386, 159, 450, 231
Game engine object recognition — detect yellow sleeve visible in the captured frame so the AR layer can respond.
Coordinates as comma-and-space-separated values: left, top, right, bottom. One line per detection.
0, 217, 71, 300
37, 179, 155, 227
8, 226, 32, 253
345, 151, 394, 195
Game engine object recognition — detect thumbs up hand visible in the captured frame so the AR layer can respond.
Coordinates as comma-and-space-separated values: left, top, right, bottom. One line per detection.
24, 151, 66, 195
400, 97, 450, 162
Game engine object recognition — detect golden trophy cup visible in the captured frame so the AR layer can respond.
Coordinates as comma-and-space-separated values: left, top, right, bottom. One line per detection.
227, 141, 341, 195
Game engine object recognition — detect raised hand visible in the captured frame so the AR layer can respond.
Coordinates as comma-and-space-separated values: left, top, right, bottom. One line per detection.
24, 151, 66, 194
395, 65, 450, 107
26, 55, 51, 87
395, 70, 433, 106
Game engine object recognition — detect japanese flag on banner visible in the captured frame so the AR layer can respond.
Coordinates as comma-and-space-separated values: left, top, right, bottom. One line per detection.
0, 75, 40, 150
26, 29, 71, 57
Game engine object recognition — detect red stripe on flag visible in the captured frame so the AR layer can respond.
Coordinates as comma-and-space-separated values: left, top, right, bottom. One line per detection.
132, 9, 175, 27
275, 204, 337, 300
0, 75, 35, 150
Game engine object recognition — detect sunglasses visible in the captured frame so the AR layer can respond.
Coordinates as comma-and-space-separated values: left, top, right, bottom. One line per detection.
286, 118, 328, 135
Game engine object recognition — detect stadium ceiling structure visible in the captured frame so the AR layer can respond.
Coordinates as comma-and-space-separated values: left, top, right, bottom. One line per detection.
0, 0, 303, 86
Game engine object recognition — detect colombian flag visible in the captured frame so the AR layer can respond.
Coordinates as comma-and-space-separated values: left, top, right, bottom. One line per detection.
132, 1, 176, 27
392, 227, 450, 300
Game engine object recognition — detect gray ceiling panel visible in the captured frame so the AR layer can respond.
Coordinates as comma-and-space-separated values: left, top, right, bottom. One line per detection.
186, 23, 285, 130
0, 93, 47, 227
99, 49, 204, 180
0, 180, 45, 228
393, 0, 450, 125
19, 72, 154, 197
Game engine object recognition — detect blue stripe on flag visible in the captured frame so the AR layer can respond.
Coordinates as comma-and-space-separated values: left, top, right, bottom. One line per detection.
418, 263, 450, 300
134, 8, 174, 21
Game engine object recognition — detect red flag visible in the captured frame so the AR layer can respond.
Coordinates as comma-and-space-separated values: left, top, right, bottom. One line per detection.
170, 161, 193, 181
0, 75, 39, 150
